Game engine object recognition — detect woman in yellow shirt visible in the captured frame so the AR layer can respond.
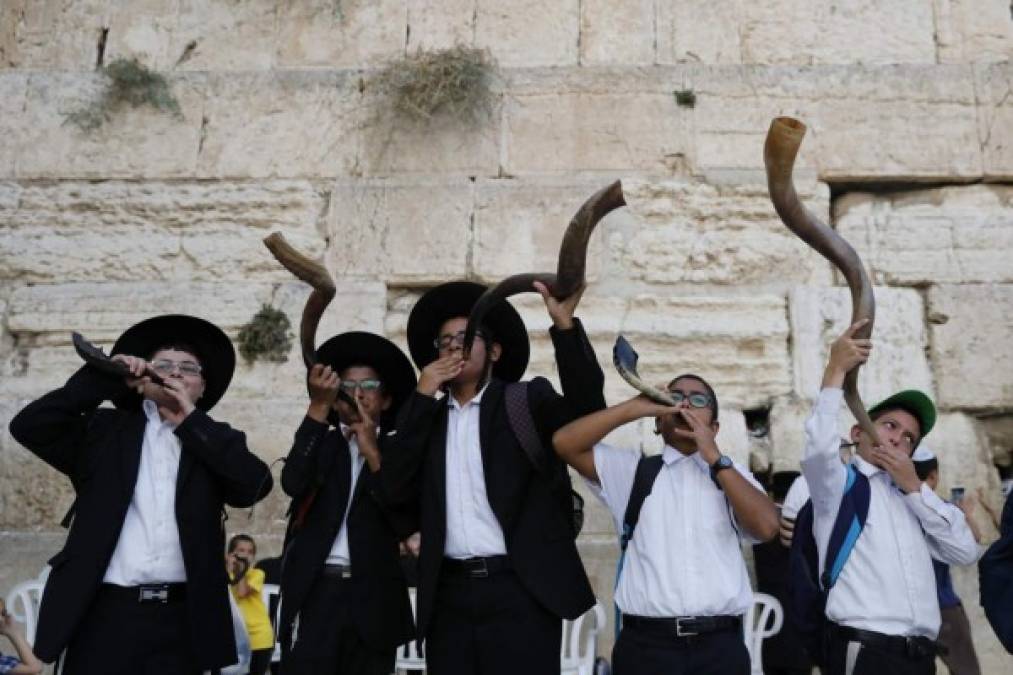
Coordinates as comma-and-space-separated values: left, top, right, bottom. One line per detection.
227, 534, 274, 675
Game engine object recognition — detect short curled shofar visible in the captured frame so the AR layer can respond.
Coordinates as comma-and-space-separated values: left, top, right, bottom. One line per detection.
764, 117, 879, 444
462, 180, 626, 356
613, 335, 676, 406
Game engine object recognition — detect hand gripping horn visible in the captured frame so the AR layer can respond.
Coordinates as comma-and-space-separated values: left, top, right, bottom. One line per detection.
764, 117, 880, 445
462, 180, 626, 357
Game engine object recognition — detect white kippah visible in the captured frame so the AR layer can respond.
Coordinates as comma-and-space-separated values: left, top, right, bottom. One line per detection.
912, 445, 935, 462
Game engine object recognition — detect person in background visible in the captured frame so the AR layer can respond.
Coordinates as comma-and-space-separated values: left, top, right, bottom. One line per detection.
227, 534, 274, 675
0, 601, 43, 675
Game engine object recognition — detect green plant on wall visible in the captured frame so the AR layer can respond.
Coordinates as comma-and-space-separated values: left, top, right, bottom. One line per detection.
369, 45, 496, 125
237, 305, 294, 365
66, 57, 183, 131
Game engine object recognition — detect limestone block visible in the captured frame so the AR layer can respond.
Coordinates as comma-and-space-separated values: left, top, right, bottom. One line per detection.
327, 179, 472, 283
406, 0, 476, 52
835, 185, 1013, 286
0, 0, 107, 70
579, 0, 654, 66
471, 178, 609, 283
105, 0, 278, 71
276, 0, 407, 69
0, 180, 327, 282
5, 280, 296, 345
15, 72, 202, 179
980, 415, 1013, 468
740, 1, 936, 65
789, 286, 934, 404
768, 398, 809, 472
474, 0, 578, 67
503, 70, 691, 175
197, 72, 362, 179
929, 284, 1013, 411
615, 178, 833, 287
928, 414, 1004, 525
975, 62, 1013, 180
0, 75, 28, 177
934, 0, 1013, 64
656, 0, 742, 65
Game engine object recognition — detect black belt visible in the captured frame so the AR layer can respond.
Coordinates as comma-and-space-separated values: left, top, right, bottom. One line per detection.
830, 623, 943, 659
622, 614, 742, 638
442, 555, 511, 578
100, 582, 187, 604
321, 563, 353, 579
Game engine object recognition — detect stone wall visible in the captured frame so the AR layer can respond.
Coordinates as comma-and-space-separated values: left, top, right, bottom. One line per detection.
1, 1, 1011, 670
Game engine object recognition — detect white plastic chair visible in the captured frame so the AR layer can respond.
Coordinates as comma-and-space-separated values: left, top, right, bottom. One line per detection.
4, 566, 50, 645
744, 592, 784, 675
260, 583, 282, 665
561, 600, 607, 675
393, 588, 426, 674
221, 590, 252, 675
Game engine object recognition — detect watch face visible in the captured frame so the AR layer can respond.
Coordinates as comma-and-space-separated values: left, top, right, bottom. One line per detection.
716, 455, 733, 469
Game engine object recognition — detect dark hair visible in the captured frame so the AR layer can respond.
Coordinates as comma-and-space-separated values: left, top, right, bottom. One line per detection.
667, 373, 719, 423
870, 405, 923, 447
149, 341, 204, 369
227, 533, 256, 555
913, 457, 939, 481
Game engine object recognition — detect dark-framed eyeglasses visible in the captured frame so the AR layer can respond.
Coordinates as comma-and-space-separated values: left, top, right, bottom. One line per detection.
433, 330, 485, 351
667, 388, 712, 409
151, 359, 202, 377
339, 379, 382, 393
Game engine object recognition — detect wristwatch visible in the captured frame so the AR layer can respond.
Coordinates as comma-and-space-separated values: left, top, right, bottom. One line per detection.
709, 455, 733, 488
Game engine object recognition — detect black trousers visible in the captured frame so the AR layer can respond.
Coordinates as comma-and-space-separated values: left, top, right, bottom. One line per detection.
426, 568, 561, 675
280, 574, 393, 675
612, 623, 750, 675
826, 630, 936, 675
62, 585, 205, 675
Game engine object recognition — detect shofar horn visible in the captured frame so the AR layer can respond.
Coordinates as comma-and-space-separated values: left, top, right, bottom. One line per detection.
613, 335, 676, 405
462, 180, 626, 356
764, 116, 880, 445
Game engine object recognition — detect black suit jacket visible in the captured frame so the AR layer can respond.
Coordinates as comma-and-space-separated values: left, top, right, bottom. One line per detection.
8, 366, 272, 670
278, 417, 416, 652
381, 320, 606, 637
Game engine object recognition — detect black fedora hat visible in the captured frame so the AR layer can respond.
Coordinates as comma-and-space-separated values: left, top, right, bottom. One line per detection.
406, 281, 529, 383
111, 314, 235, 412
315, 332, 417, 423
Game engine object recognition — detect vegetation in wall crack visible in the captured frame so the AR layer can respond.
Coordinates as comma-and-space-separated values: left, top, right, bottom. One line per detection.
238, 305, 294, 365
66, 58, 183, 131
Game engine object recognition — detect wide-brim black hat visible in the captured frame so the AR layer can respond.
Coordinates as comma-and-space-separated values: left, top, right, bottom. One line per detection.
111, 314, 235, 412
315, 332, 417, 419
406, 281, 529, 383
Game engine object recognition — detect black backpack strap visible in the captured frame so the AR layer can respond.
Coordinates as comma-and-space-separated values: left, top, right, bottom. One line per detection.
504, 381, 545, 471
620, 454, 664, 552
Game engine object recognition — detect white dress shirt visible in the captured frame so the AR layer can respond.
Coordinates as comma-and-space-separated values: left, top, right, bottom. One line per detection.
802, 388, 981, 639
590, 442, 764, 617
326, 424, 367, 565
782, 474, 811, 520
103, 400, 186, 586
443, 384, 508, 558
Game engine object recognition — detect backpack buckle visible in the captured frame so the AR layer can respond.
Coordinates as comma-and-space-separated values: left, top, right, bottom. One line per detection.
675, 617, 698, 637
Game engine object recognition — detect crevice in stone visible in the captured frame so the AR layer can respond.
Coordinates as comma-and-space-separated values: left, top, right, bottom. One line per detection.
196, 115, 209, 156
95, 27, 109, 69
175, 39, 198, 68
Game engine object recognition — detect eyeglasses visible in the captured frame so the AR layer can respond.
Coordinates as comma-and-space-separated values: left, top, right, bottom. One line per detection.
151, 359, 202, 377
667, 388, 713, 409
339, 379, 382, 393
433, 330, 485, 351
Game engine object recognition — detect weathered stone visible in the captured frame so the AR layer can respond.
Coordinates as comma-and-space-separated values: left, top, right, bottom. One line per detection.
789, 286, 934, 404
276, 0, 407, 69
406, 0, 476, 52
15, 72, 202, 179
615, 178, 833, 287
975, 62, 1013, 180
0, 0, 107, 70
474, 0, 578, 67
471, 178, 608, 283
929, 284, 1013, 411
579, 0, 654, 66
197, 72, 362, 179
980, 414, 1013, 468
0, 75, 28, 177
0, 181, 328, 282
835, 185, 1013, 286
327, 179, 473, 283
656, 0, 742, 65
934, 0, 1013, 65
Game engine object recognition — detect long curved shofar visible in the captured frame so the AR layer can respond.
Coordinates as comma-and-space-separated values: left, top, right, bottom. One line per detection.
263, 233, 354, 408
72, 332, 166, 386
462, 180, 627, 356
613, 335, 676, 406
764, 117, 879, 445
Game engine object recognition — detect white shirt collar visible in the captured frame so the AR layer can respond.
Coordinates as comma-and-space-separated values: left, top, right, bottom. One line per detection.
661, 444, 709, 472
449, 382, 490, 411
853, 454, 883, 478
142, 399, 177, 430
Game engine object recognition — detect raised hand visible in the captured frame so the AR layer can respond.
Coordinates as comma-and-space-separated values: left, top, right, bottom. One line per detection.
668, 407, 720, 463
869, 444, 921, 494
622, 393, 682, 421
417, 353, 464, 397
307, 363, 340, 423
533, 280, 585, 330
823, 319, 872, 388
157, 379, 196, 425
111, 353, 151, 392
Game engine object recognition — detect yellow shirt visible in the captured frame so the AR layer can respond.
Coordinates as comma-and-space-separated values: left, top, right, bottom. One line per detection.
229, 567, 275, 651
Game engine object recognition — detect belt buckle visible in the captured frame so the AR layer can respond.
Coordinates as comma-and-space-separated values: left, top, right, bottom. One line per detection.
341, 566, 352, 579
139, 584, 169, 603
469, 558, 489, 579
675, 617, 698, 637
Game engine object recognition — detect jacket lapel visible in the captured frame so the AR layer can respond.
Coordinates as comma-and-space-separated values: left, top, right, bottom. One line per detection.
120, 413, 146, 500
479, 379, 505, 506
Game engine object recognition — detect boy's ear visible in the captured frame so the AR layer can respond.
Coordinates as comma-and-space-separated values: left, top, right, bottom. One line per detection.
850, 424, 862, 443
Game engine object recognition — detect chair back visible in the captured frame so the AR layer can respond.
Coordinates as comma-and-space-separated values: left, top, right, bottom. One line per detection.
744, 592, 784, 675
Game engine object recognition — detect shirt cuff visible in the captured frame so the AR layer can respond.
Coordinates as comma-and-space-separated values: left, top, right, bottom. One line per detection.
904, 483, 953, 525
816, 387, 844, 414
